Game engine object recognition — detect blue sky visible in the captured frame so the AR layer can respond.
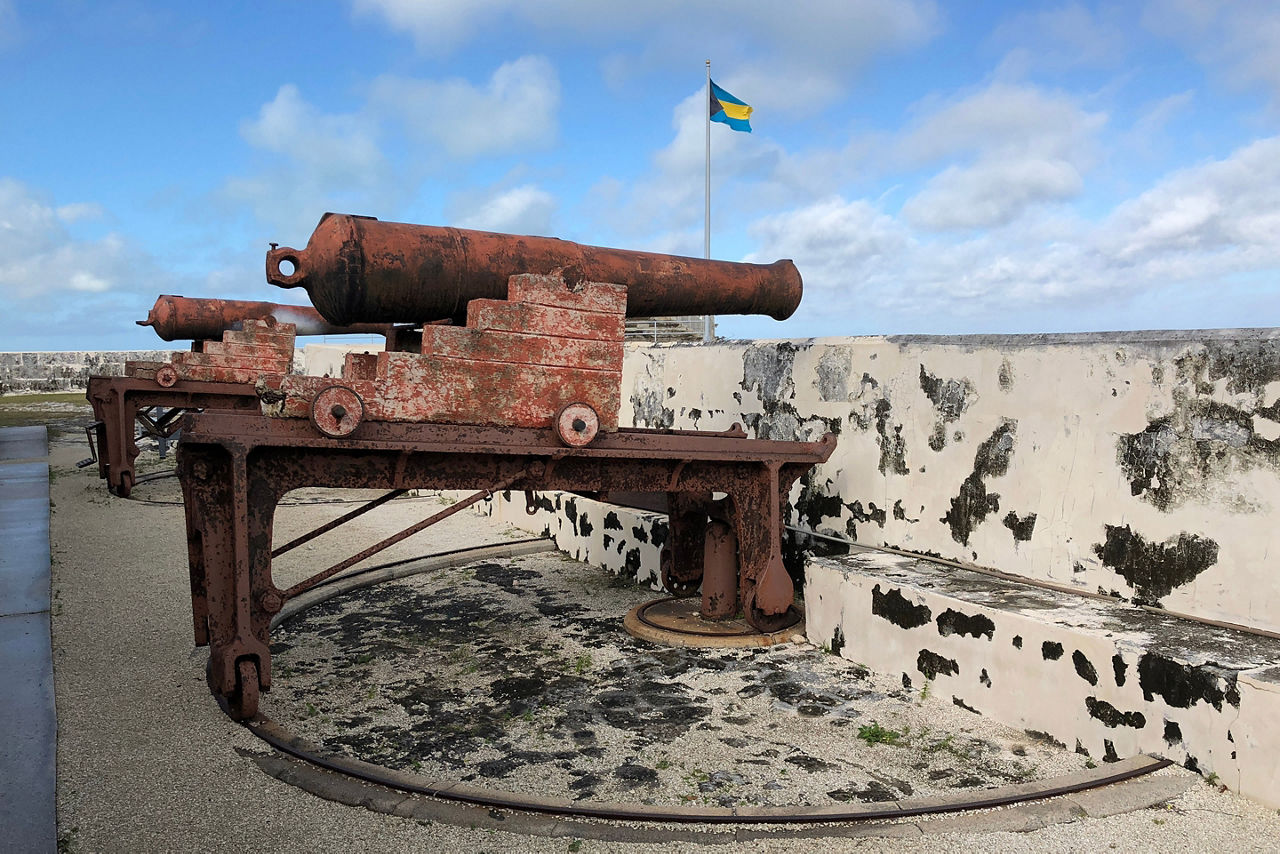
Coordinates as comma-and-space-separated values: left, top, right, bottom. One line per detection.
2, 0, 1278, 350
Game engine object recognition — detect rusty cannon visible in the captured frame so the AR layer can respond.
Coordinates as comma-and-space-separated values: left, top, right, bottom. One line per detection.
265, 212, 802, 325
95, 213, 835, 719
85, 296, 396, 497
136, 294, 395, 342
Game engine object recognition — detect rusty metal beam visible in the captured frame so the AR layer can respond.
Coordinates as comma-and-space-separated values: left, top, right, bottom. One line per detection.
176, 411, 835, 718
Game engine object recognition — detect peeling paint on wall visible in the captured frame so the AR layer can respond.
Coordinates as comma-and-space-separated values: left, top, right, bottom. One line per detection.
1137, 653, 1240, 711
871, 584, 932, 629
1073, 650, 1099, 685
941, 420, 1017, 546
618, 330, 1280, 634
917, 649, 959, 679
935, 608, 995, 641
1085, 697, 1146, 729
1092, 525, 1218, 604
1002, 511, 1037, 542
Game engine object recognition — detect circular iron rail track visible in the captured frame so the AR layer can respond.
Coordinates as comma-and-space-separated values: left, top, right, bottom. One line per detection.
234, 539, 1174, 829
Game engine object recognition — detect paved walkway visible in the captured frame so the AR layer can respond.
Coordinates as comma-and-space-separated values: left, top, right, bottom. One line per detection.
0, 426, 55, 853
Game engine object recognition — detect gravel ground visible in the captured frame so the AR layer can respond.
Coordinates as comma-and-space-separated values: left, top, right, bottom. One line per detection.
264, 550, 1091, 810
47, 435, 1280, 853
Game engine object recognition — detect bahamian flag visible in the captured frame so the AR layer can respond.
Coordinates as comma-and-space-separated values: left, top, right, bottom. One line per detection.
709, 80, 752, 132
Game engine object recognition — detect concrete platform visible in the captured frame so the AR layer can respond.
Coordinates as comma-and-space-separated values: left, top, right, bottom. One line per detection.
45, 441, 1280, 850
0, 426, 55, 853
489, 488, 1280, 810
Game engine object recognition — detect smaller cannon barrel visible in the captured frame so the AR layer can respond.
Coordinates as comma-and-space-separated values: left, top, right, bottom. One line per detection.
266, 213, 802, 326
137, 296, 391, 341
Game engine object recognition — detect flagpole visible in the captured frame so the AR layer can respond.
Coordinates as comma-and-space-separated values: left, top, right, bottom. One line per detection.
703, 60, 714, 343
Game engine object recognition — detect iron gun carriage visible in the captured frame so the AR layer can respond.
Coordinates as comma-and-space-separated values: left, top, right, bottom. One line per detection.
89, 214, 836, 718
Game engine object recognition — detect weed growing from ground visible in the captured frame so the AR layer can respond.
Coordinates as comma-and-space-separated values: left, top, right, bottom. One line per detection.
857, 721, 905, 745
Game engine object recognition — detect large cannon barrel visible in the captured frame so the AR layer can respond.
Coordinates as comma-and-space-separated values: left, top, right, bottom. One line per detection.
137, 295, 391, 341
265, 213, 802, 325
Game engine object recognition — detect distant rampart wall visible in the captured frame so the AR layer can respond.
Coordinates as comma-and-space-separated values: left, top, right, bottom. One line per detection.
0, 351, 180, 394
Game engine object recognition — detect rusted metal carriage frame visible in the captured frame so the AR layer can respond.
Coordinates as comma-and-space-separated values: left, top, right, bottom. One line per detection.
177, 410, 835, 719
85, 375, 259, 497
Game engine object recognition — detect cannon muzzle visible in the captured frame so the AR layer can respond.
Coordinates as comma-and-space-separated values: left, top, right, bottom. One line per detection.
266, 213, 802, 326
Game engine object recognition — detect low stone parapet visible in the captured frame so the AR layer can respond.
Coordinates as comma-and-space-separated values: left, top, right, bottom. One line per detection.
805, 548, 1280, 809
0, 351, 180, 394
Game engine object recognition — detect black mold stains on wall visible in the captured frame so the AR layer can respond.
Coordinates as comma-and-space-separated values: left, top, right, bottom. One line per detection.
919, 365, 974, 451
871, 584, 933, 629
1137, 653, 1240, 711
917, 649, 959, 679
736, 342, 842, 443
892, 500, 919, 523
1085, 697, 1147, 729
848, 500, 887, 528
603, 512, 623, 531
1163, 720, 1183, 745
629, 384, 675, 429
795, 477, 845, 530
935, 608, 995, 641
741, 341, 799, 402
830, 625, 845, 657
622, 548, 642, 581
1092, 524, 1218, 603
650, 519, 669, 550
1118, 340, 1280, 511
1002, 511, 1037, 542
919, 365, 973, 420
941, 420, 1017, 546
1042, 641, 1064, 660
1072, 650, 1099, 686
815, 346, 852, 402
1113, 654, 1128, 687
998, 360, 1014, 391
874, 399, 910, 475
1117, 419, 1179, 508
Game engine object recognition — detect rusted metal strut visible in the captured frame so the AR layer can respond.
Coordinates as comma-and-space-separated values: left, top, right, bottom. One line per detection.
177, 411, 834, 719
85, 375, 259, 497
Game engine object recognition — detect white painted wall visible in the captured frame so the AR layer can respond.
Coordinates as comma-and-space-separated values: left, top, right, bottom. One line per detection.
622, 331, 1280, 635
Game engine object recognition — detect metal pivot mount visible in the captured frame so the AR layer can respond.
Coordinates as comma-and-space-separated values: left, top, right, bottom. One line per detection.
177, 411, 834, 718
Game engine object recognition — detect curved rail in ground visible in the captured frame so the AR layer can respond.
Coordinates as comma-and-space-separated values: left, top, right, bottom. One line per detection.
240, 539, 1174, 827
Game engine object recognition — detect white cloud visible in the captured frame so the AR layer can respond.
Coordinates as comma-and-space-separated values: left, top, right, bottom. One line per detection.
240, 84, 385, 184
903, 157, 1083, 230
352, 1, 938, 111
1105, 136, 1280, 262
370, 56, 559, 157
991, 3, 1127, 71
223, 84, 397, 239
899, 83, 1106, 229
222, 60, 559, 238
0, 179, 126, 301
350, 0, 509, 52
0, 179, 179, 349
451, 184, 557, 234
55, 202, 105, 223
1144, 0, 1280, 103
745, 135, 1280, 327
